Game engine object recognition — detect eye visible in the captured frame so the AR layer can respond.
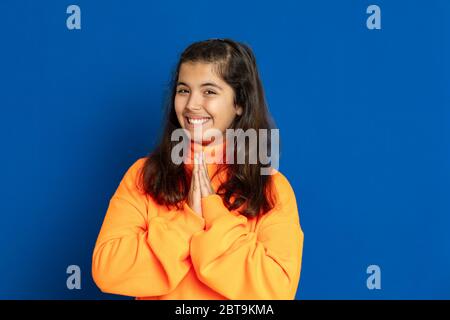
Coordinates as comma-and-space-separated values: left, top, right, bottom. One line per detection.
205, 90, 216, 95
176, 88, 189, 94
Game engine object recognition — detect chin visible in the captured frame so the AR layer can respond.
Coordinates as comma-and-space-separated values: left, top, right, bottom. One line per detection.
190, 137, 214, 146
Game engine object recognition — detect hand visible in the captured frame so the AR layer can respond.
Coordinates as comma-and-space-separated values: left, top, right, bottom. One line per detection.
187, 152, 215, 218
197, 151, 215, 198
187, 153, 202, 218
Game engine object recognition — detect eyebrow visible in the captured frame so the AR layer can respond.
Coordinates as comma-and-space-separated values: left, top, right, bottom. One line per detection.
176, 81, 223, 90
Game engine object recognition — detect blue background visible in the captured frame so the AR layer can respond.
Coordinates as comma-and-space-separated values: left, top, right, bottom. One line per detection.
0, 0, 449, 299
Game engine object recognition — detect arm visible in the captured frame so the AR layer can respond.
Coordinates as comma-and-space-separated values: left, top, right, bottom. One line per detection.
92, 158, 205, 297
190, 173, 304, 300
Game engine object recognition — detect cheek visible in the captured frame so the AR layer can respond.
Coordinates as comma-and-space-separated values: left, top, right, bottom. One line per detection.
208, 109, 236, 130
174, 98, 184, 116
205, 100, 230, 120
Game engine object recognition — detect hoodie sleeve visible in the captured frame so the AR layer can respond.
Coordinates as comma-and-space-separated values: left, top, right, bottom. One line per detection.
92, 158, 205, 298
189, 172, 304, 300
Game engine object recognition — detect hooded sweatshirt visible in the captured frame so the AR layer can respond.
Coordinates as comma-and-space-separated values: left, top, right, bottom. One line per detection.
92, 139, 304, 300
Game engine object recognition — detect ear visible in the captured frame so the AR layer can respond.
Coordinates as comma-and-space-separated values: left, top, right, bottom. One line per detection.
236, 105, 243, 116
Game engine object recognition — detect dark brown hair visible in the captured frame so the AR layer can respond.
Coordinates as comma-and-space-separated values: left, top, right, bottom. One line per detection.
140, 38, 278, 218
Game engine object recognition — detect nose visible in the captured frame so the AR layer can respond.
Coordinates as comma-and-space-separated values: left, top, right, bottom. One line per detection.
185, 91, 203, 111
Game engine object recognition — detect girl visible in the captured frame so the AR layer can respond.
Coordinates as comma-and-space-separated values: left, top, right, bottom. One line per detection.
92, 38, 304, 300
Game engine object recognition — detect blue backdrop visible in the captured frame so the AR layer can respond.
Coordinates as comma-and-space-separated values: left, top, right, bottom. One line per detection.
0, 0, 449, 299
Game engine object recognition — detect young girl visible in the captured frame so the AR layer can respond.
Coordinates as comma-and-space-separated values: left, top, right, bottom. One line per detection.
92, 38, 304, 300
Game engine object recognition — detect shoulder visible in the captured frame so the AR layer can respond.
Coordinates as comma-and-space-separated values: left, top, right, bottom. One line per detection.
109, 157, 150, 216
118, 157, 148, 194
269, 169, 297, 205
125, 157, 147, 176
258, 169, 300, 224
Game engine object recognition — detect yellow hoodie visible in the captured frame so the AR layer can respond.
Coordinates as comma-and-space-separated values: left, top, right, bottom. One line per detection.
92, 140, 304, 300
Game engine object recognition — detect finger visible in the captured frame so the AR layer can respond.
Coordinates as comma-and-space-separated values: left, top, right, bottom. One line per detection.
202, 151, 208, 175
205, 166, 214, 194
194, 154, 203, 208
203, 152, 212, 190
194, 162, 204, 212
189, 158, 195, 190
193, 153, 201, 194
197, 157, 207, 196
187, 154, 196, 204
199, 151, 208, 180
204, 170, 214, 194
200, 153, 214, 194
199, 163, 213, 196
197, 150, 202, 165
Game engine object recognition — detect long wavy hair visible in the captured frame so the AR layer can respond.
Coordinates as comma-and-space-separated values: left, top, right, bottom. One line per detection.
140, 38, 278, 218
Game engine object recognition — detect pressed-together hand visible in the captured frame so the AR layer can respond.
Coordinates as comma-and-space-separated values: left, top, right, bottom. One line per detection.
187, 151, 215, 218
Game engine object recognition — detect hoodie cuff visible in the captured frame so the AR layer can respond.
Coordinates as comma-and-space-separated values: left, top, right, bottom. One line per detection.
201, 194, 232, 229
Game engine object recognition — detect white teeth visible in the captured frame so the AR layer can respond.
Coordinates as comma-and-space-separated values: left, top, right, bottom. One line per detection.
187, 117, 210, 125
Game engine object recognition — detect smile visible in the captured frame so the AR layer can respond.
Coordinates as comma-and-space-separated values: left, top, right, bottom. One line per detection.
186, 117, 211, 125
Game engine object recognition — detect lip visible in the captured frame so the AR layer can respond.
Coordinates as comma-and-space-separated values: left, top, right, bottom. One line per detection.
184, 116, 212, 128
184, 114, 211, 119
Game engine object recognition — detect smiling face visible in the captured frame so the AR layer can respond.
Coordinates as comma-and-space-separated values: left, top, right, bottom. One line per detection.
174, 62, 243, 144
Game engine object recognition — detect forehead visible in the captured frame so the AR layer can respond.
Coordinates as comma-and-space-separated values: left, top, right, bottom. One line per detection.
178, 62, 223, 84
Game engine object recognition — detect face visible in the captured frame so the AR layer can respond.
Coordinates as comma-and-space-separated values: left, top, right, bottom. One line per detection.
174, 62, 243, 144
